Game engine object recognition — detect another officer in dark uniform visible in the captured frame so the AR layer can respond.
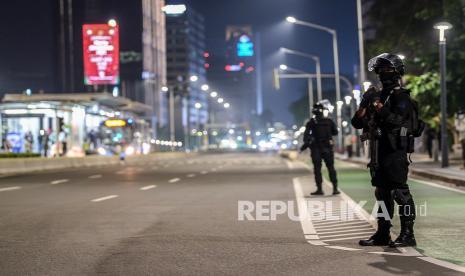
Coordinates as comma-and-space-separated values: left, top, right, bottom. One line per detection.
301, 103, 339, 196
352, 53, 417, 247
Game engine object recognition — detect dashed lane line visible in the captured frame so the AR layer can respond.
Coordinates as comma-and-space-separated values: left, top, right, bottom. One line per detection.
168, 178, 180, 183
89, 174, 102, 179
187, 174, 196, 178
200, 171, 208, 175
91, 195, 119, 202
0, 186, 21, 192
140, 185, 157, 191
50, 179, 69, 185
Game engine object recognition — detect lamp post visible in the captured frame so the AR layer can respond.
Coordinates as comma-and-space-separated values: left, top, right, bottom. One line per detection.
336, 100, 344, 152
434, 22, 452, 168
279, 64, 315, 117
163, 75, 199, 151
286, 17, 341, 103
195, 102, 202, 150
280, 47, 323, 101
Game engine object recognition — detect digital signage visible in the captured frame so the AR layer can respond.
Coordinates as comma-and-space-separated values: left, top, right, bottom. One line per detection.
82, 23, 120, 85
236, 34, 254, 57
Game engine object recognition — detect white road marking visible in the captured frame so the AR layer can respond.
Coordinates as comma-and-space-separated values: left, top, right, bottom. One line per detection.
0, 186, 21, 192
319, 231, 375, 239
91, 195, 118, 202
314, 221, 371, 230
169, 178, 180, 183
140, 185, 157, 191
89, 174, 102, 179
50, 179, 69, 185
116, 171, 126, 175
321, 235, 371, 242
410, 177, 465, 195
325, 246, 362, 251
285, 160, 295, 169
316, 227, 374, 235
313, 219, 365, 226
200, 171, 208, 175
293, 178, 326, 245
210, 168, 217, 172
187, 174, 196, 178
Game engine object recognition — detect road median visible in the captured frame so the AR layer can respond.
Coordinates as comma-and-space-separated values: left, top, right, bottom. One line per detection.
0, 152, 194, 176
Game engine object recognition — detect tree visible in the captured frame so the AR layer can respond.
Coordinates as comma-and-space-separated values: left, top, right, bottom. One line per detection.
365, 0, 465, 117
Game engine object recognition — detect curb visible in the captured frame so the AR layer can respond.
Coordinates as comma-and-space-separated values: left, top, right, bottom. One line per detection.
336, 157, 465, 188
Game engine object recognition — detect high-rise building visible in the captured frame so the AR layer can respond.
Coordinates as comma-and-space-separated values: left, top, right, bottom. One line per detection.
78, 0, 168, 133
165, 5, 207, 146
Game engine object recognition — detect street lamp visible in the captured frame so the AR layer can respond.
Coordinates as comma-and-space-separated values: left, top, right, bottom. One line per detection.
280, 47, 323, 101
277, 64, 315, 117
336, 100, 344, 151
201, 84, 209, 91
434, 21, 452, 168
210, 91, 218, 98
190, 75, 199, 82
224, 103, 230, 109
286, 16, 341, 104
217, 98, 224, 104
286, 16, 297, 23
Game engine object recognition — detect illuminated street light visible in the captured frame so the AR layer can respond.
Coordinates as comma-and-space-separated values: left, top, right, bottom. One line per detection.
224, 103, 230, 109
108, 19, 117, 27
286, 16, 297, 23
218, 98, 224, 104
279, 64, 288, 71
344, 95, 352, 105
190, 75, 199, 82
280, 47, 323, 101
210, 91, 218, 98
434, 21, 453, 168
434, 22, 453, 42
195, 102, 202, 109
363, 81, 372, 92
161, 86, 169, 92
162, 4, 187, 15
201, 84, 209, 91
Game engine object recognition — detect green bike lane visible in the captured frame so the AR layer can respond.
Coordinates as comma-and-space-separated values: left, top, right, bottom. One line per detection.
320, 160, 465, 267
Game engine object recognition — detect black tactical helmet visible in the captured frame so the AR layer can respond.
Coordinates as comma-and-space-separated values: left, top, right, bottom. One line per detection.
312, 103, 325, 116
368, 53, 405, 76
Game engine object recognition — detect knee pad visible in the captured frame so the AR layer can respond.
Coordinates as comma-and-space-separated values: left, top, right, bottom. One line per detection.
391, 189, 412, 205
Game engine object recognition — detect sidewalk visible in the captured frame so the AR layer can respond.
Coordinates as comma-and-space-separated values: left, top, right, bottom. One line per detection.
338, 153, 465, 188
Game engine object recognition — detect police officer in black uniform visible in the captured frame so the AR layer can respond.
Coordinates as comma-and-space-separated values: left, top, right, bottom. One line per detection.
352, 53, 417, 247
301, 103, 340, 196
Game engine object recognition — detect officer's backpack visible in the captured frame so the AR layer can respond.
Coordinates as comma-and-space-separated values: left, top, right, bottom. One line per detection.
406, 93, 425, 153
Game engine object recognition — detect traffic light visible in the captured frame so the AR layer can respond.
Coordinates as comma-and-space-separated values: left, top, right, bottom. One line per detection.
273, 68, 280, 90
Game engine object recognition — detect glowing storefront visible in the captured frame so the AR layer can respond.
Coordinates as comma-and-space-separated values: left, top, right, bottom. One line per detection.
0, 93, 151, 156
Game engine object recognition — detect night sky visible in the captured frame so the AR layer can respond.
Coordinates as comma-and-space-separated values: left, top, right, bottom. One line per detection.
0, 0, 360, 125
169, 0, 360, 125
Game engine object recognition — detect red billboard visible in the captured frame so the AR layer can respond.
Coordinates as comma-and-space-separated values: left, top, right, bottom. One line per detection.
82, 23, 119, 85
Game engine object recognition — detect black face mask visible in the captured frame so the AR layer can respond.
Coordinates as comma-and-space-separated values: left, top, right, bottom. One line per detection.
313, 110, 323, 117
378, 71, 399, 86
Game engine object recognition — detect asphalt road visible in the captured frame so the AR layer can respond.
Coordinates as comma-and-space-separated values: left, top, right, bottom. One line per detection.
0, 153, 463, 275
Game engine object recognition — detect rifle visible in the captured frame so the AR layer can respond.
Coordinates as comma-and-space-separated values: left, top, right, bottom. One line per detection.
359, 89, 382, 178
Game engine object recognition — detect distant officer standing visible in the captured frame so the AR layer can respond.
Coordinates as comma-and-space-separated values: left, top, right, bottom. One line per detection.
301, 103, 340, 195
353, 53, 423, 247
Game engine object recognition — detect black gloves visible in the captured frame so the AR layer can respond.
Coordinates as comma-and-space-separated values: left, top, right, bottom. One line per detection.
360, 87, 378, 109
